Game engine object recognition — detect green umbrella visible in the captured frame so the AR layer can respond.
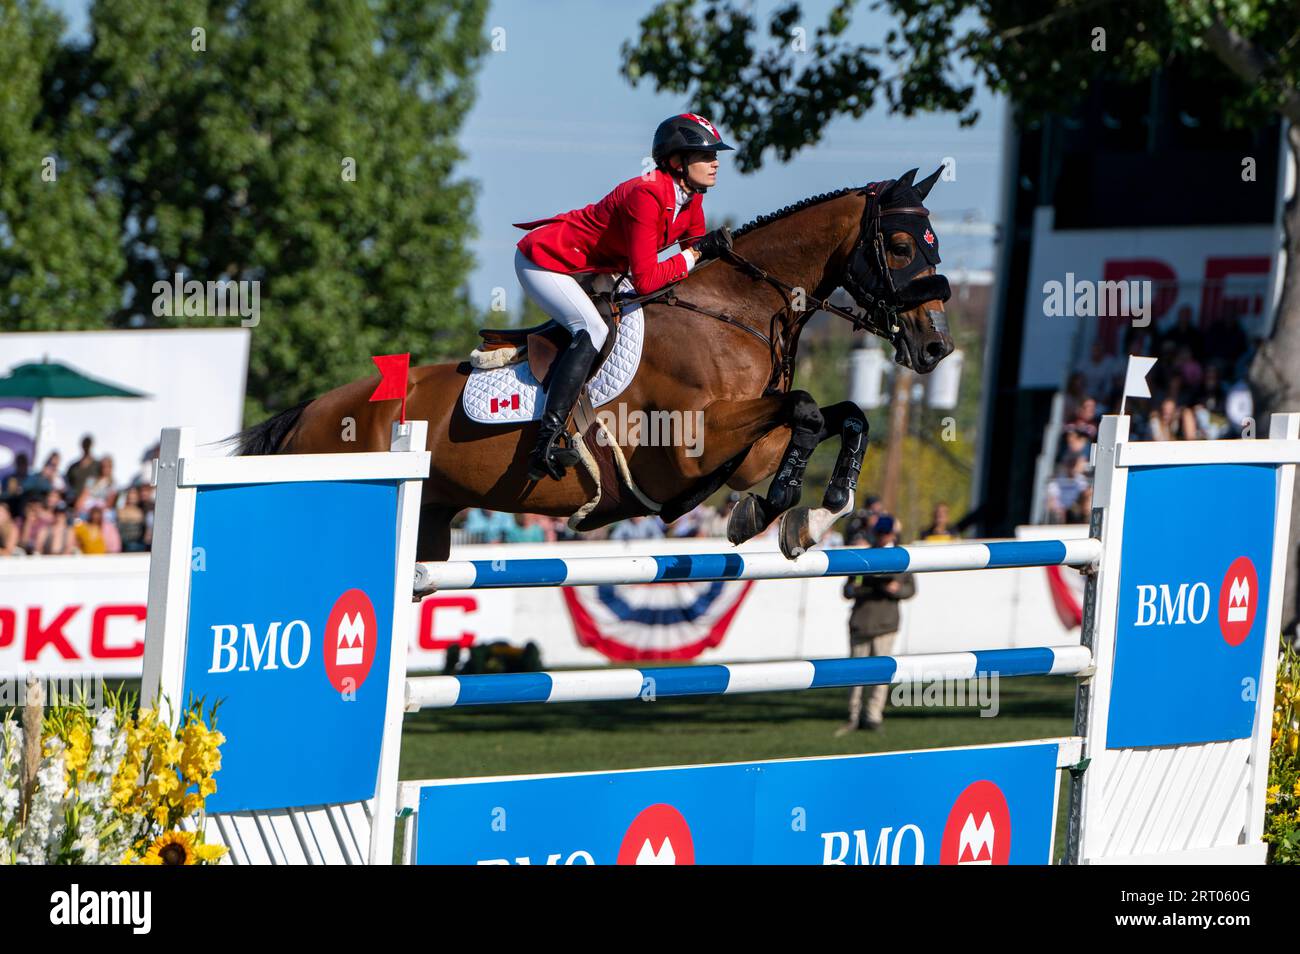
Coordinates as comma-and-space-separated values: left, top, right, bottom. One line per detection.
0, 358, 148, 466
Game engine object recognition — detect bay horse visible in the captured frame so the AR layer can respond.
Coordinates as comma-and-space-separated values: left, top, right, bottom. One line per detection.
234, 168, 955, 567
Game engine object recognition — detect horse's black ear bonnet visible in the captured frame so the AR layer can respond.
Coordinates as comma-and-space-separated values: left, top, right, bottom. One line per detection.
842, 169, 952, 316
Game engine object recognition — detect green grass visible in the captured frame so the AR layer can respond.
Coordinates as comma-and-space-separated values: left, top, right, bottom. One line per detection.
397, 675, 1079, 861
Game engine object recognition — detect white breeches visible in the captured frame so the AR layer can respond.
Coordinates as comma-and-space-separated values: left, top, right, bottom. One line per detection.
514, 248, 609, 351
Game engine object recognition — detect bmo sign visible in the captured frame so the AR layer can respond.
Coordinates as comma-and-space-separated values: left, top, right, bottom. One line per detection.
204, 590, 379, 696
1108, 464, 1278, 749
178, 480, 400, 813
1133, 579, 1213, 627
1132, 555, 1258, 644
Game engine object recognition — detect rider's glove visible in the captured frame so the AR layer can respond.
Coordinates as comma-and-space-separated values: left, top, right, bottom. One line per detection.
694, 226, 734, 262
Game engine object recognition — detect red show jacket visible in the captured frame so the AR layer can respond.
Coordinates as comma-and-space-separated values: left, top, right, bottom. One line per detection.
514, 170, 705, 295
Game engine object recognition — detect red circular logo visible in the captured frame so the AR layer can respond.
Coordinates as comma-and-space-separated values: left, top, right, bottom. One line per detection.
1218, 556, 1259, 646
616, 804, 695, 865
324, 589, 378, 692
940, 781, 1012, 865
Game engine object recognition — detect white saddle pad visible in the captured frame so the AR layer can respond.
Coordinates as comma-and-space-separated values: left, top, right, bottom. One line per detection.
461, 299, 646, 425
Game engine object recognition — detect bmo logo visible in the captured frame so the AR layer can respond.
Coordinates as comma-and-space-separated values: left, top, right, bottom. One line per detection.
205, 588, 379, 691
323, 589, 378, 691
1132, 556, 1259, 646
940, 780, 1011, 865
209, 619, 311, 674
616, 804, 696, 865
1218, 556, 1258, 646
1133, 580, 1213, 628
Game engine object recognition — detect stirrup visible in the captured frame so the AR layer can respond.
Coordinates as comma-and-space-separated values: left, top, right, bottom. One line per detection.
528, 429, 581, 481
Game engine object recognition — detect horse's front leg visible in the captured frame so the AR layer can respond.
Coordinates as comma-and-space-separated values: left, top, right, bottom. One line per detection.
723, 390, 825, 547
777, 401, 869, 558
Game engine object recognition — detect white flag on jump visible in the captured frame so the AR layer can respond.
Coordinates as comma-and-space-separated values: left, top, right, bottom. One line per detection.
1122, 355, 1158, 400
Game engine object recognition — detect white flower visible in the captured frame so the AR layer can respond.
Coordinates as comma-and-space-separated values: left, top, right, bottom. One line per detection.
91, 709, 115, 752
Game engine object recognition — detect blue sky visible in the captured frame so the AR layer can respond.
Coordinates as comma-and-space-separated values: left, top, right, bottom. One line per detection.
47, 0, 1004, 308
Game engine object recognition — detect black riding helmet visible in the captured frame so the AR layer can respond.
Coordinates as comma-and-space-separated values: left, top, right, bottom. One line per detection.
652, 113, 734, 193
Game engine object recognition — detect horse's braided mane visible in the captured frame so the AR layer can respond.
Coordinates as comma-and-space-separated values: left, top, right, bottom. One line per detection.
731, 184, 865, 239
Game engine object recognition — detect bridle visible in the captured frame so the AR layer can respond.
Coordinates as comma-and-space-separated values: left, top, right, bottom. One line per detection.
614, 183, 943, 393
843, 184, 931, 341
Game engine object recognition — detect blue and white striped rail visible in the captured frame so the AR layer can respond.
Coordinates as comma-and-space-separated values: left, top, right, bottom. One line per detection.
404, 645, 1094, 711
413, 537, 1102, 592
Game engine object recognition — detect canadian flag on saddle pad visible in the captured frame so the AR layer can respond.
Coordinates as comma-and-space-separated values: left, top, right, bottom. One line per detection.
562, 579, 755, 661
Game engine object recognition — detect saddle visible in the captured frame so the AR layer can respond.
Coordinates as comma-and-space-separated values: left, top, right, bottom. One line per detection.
474, 274, 625, 391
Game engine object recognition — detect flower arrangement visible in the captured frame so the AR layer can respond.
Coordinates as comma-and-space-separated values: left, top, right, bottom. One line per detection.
0, 679, 227, 865
1265, 641, 1300, 864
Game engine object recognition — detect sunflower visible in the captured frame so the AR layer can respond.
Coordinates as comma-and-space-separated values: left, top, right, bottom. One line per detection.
141, 831, 199, 866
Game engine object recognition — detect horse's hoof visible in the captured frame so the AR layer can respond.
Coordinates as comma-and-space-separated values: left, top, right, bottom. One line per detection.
779, 508, 815, 559
413, 564, 436, 602
726, 494, 769, 545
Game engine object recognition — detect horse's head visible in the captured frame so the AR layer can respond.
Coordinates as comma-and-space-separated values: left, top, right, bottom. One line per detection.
842, 167, 954, 374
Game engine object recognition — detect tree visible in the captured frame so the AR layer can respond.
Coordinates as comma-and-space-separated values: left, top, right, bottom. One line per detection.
624, 0, 1300, 631
0, 0, 123, 331
7, 0, 488, 420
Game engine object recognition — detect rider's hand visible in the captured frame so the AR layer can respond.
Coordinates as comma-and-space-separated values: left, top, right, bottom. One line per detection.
694, 226, 733, 262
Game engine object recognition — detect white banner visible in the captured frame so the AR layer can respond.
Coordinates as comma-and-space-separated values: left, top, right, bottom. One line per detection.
0, 328, 249, 480
1018, 206, 1279, 389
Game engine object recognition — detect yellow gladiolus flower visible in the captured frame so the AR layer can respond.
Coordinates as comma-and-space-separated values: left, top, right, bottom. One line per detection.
153, 738, 184, 765
65, 724, 91, 775
149, 767, 180, 799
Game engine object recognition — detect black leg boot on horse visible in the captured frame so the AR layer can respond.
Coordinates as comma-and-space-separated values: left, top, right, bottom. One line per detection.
727, 392, 824, 546
527, 330, 600, 481
777, 403, 869, 558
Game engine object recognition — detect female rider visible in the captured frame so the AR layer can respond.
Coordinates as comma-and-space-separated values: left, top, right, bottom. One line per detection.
513, 113, 735, 480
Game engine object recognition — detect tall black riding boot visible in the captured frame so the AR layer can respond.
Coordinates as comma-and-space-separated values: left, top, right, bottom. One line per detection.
527, 330, 600, 481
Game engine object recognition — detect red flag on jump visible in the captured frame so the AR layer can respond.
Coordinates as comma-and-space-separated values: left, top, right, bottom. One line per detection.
369, 353, 410, 423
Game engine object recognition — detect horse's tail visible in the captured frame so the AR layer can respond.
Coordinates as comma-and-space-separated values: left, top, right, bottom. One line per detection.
227, 401, 310, 456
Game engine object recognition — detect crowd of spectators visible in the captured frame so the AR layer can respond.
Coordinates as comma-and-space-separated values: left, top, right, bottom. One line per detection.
0, 435, 157, 557
455, 496, 737, 544
1044, 307, 1257, 523
456, 490, 961, 548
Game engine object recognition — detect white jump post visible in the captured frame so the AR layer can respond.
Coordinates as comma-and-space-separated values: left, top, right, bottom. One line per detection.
142, 422, 429, 864
1064, 412, 1300, 863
